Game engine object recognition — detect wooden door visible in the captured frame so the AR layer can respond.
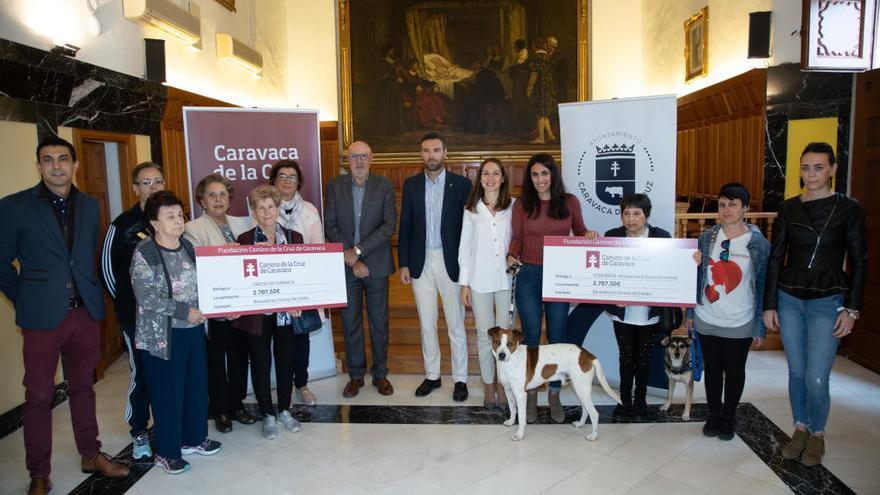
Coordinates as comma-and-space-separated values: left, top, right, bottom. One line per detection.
846, 68, 880, 372
77, 141, 123, 378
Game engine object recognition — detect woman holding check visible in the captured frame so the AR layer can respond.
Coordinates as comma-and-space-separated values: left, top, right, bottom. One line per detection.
692, 183, 770, 442
763, 142, 867, 467
131, 191, 222, 474
233, 185, 304, 440
184, 174, 257, 434
507, 153, 598, 423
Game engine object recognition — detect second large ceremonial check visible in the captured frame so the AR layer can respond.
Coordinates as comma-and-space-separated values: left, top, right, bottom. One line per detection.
542, 236, 698, 307
196, 243, 347, 317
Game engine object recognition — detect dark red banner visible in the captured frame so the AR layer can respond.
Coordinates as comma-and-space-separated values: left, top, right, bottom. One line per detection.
183, 108, 322, 217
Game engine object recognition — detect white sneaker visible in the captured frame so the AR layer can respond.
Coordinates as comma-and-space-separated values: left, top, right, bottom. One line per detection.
277, 410, 302, 433
261, 415, 278, 440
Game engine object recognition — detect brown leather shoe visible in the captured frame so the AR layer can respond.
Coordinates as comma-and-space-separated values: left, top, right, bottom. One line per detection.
372, 377, 394, 396
27, 477, 52, 495
343, 378, 364, 398
81, 452, 130, 478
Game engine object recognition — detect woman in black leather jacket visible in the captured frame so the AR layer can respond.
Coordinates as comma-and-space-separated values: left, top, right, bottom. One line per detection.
763, 142, 868, 467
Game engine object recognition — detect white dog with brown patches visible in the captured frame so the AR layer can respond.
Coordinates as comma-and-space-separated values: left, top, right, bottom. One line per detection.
489, 327, 620, 441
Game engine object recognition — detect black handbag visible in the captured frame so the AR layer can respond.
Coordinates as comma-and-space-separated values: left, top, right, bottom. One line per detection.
291, 309, 323, 335
659, 306, 684, 333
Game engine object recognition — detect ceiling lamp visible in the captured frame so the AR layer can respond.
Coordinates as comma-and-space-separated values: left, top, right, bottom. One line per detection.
216, 33, 263, 77
123, 0, 201, 46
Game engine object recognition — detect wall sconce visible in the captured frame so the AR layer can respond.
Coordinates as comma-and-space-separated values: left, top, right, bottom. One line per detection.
216, 33, 263, 78
50, 43, 80, 57
123, 0, 201, 47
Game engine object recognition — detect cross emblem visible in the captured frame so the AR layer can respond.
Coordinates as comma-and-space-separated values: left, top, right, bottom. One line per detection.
610, 161, 620, 177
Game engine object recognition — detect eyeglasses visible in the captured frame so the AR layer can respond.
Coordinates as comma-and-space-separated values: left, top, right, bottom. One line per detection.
719, 239, 730, 262
349, 153, 370, 161
136, 178, 165, 187
277, 173, 298, 182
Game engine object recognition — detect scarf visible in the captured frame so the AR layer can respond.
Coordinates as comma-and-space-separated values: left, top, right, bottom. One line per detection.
278, 192, 303, 230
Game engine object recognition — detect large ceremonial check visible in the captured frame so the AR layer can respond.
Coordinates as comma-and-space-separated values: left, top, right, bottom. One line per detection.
195, 243, 347, 318
542, 236, 698, 307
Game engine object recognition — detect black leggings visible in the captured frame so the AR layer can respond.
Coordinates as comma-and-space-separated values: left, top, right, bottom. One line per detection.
613, 321, 658, 404
247, 317, 310, 415
698, 333, 752, 419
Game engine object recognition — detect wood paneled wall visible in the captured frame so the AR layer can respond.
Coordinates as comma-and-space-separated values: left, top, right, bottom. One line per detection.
160, 87, 236, 214
677, 69, 767, 209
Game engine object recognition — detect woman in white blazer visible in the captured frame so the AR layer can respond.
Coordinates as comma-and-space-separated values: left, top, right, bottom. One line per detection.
183, 173, 255, 433
458, 158, 515, 408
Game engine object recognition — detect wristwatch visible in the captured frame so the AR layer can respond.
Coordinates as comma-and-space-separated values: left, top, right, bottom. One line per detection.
838, 306, 861, 320
354, 244, 363, 258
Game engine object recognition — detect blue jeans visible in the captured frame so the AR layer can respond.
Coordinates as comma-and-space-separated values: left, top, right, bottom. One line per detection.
515, 263, 568, 389
777, 290, 842, 434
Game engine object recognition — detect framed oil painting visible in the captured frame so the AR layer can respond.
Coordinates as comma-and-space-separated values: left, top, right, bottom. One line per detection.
338, 0, 588, 153
684, 7, 708, 82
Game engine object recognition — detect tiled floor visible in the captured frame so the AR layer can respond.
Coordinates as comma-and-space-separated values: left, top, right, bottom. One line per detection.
1, 350, 879, 494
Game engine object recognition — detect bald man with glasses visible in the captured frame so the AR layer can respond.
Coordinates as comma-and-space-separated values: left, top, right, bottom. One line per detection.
324, 141, 397, 397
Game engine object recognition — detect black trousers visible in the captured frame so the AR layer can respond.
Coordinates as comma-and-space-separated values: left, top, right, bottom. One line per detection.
613, 321, 658, 404
206, 319, 249, 417
247, 316, 309, 415
698, 333, 752, 419
340, 276, 389, 380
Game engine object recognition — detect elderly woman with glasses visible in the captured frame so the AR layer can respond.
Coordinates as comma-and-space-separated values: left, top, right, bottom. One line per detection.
184, 174, 257, 434
691, 183, 770, 442
267, 160, 323, 406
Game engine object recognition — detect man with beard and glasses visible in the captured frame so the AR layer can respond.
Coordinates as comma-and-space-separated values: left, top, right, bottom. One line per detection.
398, 133, 472, 401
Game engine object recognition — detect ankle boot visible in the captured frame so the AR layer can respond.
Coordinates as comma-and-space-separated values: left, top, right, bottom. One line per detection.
782, 429, 809, 460
526, 390, 538, 423
483, 383, 496, 408
800, 435, 825, 467
548, 390, 565, 423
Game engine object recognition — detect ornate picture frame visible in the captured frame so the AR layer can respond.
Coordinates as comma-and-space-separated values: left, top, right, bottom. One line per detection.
337, 0, 589, 154
215, 0, 235, 12
684, 7, 709, 82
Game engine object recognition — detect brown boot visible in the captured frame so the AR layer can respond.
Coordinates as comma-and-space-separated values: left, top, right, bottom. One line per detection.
81, 452, 130, 478
483, 383, 496, 408
26, 478, 52, 495
800, 434, 825, 467
781, 429, 809, 460
526, 390, 538, 423
548, 390, 565, 423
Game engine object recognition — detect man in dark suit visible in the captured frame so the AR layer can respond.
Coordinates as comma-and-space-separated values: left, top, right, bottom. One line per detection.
398, 133, 472, 400
0, 136, 129, 495
325, 141, 398, 398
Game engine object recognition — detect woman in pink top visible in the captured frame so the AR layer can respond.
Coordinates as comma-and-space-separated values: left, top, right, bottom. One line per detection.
507, 153, 598, 423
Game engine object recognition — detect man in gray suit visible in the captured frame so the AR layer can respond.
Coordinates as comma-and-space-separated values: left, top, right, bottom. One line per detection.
325, 141, 397, 397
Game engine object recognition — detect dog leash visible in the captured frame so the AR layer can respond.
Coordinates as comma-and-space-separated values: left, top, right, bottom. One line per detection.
506, 262, 521, 328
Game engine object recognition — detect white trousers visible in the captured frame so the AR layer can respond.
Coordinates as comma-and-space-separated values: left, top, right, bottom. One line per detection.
470, 289, 512, 384
412, 250, 468, 382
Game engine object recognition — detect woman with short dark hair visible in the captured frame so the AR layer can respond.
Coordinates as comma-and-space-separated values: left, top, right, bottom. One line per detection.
692, 183, 770, 442
763, 142, 867, 466
604, 193, 671, 419
132, 190, 222, 474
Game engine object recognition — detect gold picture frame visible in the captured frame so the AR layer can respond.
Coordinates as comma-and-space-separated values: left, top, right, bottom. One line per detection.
215, 0, 235, 12
684, 7, 708, 82
337, 0, 590, 153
